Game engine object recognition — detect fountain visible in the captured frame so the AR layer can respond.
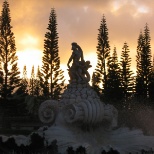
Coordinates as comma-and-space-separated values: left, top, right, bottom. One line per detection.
1, 43, 154, 153
38, 42, 154, 153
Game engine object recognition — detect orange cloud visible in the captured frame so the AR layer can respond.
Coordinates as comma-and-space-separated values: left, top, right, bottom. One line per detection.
0, 0, 154, 79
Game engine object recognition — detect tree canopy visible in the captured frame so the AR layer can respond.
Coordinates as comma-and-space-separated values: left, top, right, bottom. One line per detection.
0, 1, 20, 100
92, 15, 110, 96
41, 8, 65, 99
136, 24, 152, 99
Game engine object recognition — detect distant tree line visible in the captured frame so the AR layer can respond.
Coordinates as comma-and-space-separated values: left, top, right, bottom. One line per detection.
0, 0, 154, 117
92, 15, 154, 109
0, 1, 65, 114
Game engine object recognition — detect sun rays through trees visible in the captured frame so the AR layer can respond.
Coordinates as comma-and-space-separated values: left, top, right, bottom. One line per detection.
0, 1, 154, 111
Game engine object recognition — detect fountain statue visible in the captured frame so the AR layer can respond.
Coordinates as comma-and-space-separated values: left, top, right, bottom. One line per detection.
1, 43, 153, 153
38, 43, 154, 153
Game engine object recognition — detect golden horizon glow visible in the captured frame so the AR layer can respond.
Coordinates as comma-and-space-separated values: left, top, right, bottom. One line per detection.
19, 34, 39, 46
17, 49, 42, 78
1, 0, 153, 82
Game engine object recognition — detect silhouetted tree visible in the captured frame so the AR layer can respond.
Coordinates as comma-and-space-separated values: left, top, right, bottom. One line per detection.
105, 47, 123, 104
0, 59, 3, 98
0, 1, 20, 100
19, 144, 29, 154
37, 66, 44, 96
136, 31, 144, 98
17, 65, 28, 95
92, 15, 110, 96
76, 146, 87, 154
28, 66, 43, 97
47, 139, 58, 154
29, 65, 35, 96
120, 42, 133, 104
3, 137, 18, 152
136, 31, 144, 96
9, 65, 29, 116
67, 146, 75, 154
41, 8, 65, 99
101, 150, 107, 154
149, 56, 154, 101
107, 148, 120, 154
33, 66, 42, 97
136, 24, 152, 99
29, 133, 44, 152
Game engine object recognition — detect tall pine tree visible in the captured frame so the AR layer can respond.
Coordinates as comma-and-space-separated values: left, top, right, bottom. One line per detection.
33, 66, 42, 97
136, 24, 152, 98
0, 1, 20, 100
120, 42, 133, 103
105, 47, 123, 104
92, 15, 110, 96
41, 8, 65, 99
136, 31, 144, 97
0, 57, 3, 98
29, 65, 35, 96
16, 65, 28, 95
149, 56, 154, 101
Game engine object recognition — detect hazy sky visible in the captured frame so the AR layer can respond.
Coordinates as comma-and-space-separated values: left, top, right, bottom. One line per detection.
1, 0, 154, 81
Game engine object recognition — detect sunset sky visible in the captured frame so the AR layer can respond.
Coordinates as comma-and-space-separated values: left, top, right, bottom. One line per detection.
1, 0, 154, 82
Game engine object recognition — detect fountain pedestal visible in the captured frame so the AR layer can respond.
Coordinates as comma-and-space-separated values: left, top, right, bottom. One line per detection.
38, 43, 154, 153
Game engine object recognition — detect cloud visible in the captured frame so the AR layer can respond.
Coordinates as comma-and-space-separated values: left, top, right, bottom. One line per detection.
0, 0, 154, 75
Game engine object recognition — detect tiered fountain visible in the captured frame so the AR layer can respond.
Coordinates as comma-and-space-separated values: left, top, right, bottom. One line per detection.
38, 43, 154, 154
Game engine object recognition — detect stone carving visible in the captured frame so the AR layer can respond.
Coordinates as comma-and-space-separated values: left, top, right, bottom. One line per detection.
37, 43, 154, 154
67, 42, 92, 83
39, 82, 117, 129
38, 100, 58, 124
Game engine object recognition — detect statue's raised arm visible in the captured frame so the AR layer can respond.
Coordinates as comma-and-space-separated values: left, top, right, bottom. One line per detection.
67, 42, 92, 83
